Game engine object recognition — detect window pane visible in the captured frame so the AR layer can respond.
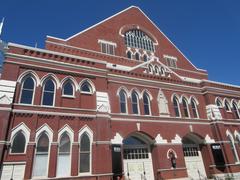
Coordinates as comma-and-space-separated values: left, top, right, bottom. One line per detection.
42, 92, 54, 106
127, 51, 132, 59
144, 55, 148, 62
183, 99, 189, 117
120, 90, 127, 113
132, 92, 139, 114
101, 43, 106, 53
20, 89, 33, 104
191, 100, 198, 118
81, 82, 91, 92
44, 79, 54, 91
32, 154, 48, 177
63, 82, 73, 96
80, 134, 90, 151
11, 131, 26, 153
42, 79, 55, 106
57, 154, 71, 177
109, 45, 114, 55
143, 93, 150, 115
59, 133, 70, 153
20, 77, 34, 104
173, 98, 180, 117
23, 77, 34, 89
80, 153, 90, 172
135, 53, 140, 60
37, 133, 49, 153
233, 103, 239, 119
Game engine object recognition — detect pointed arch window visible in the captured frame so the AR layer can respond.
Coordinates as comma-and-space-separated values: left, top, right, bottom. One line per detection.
11, 131, 26, 153
131, 91, 140, 114
216, 98, 223, 108
127, 51, 132, 59
42, 79, 55, 106
32, 132, 50, 177
57, 132, 71, 177
173, 96, 181, 117
191, 99, 199, 118
232, 102, 240, 119
79, 133, 91, 173
182, 98, 190, 118
81, 81, 92, 93
20, 76, 35, 104
225, 100, 231, 112
143, 92, 151, 115
155, 66, 159, 75
62, 81, 74, 97
143, 54, 148, 62
135, 53, 140, 60
227, 134, 239, 162
119, 90, 127, 113
160, 67, 165, 76
148, 64, 153, 73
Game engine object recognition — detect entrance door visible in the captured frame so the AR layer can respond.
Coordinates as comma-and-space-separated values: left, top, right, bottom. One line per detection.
123, 136, 154, 180
183, 144, 207, 179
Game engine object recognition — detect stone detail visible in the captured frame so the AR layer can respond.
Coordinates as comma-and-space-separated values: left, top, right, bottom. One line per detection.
206, 104, 222, 120
96, 91, 110, 113
205, 134, 215, 144
155, 134, 168, 144
0, 80, 17, 104
111, 133, 123, 145
171, 134, 182, 144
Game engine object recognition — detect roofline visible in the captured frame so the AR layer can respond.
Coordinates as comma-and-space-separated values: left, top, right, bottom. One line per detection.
46, 5, 206, 73
202, 79, 240, 89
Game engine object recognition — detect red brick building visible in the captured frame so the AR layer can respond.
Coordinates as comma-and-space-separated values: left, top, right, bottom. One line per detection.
0, 6, 240, 180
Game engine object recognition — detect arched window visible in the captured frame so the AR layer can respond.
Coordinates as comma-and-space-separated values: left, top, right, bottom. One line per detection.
57, 132, 71, 177
143, 92, 151, 115
227, 134, 239, 162
155, 66, 159, 75
131, 91, 140, 114
20, 76, 35, 104
127, 51, 132, 59
182, 98, 190, 118
119, 90, 127, 113
11, 131, 26, 153
32, 132, 50, 177
62, 81, 74, 96
148, 64, 153, 73
191, 99, 199, 118
42, 79, 55, 106
173, 96, 181, 117
124, 29, 155, 52
216, 98, 223, 108
143, 54, 148, 62
160, 67, 165, 76
225, 100, 231, 112
79, 133, 91, 173
135, 53, 140, 60
81, 81, 92, 93
232, 102, 240, 119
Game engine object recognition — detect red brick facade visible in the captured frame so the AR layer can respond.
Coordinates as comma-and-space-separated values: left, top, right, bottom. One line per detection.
0, 6, 240, 180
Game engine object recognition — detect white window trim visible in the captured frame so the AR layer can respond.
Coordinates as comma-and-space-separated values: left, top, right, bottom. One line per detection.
10, 123, 30, 154
190, 98, 200, 119
174, 97, 181, 118
78, 125, 93, 176
79, 79, 96, 94
19, 76, 36, 105
224, 98, 232, 112
226, 130, 240, 163
56, 125, 74, 178
32, 124, 53, 179
142, 92, 152, 116
98, 39, 117, 47
182, 97, 190, 119
118, 90, 128, 114
131, 91, 141, 115
41, 79, 56, 107
215, 97, 223, 108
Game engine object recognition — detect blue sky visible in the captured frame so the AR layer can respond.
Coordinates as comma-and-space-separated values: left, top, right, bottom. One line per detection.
0, 0, 240, 85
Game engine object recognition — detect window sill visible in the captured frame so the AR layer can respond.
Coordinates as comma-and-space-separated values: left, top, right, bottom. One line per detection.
62, 95, 75, 99
9, 152, 26, 155
81, 92, 93, 95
